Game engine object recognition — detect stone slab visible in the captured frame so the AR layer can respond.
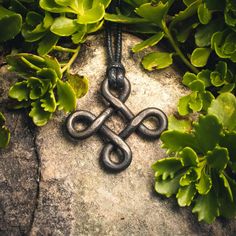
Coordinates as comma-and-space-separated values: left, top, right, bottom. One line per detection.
30, 34, 236, 235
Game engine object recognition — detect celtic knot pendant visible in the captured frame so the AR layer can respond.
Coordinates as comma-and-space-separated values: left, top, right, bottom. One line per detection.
66, 75, 168, 172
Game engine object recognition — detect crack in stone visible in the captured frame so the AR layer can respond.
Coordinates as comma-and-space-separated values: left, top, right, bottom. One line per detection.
27, 123, 41, 236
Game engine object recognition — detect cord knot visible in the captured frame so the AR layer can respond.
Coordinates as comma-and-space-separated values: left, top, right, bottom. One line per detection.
107, 62, 125, 89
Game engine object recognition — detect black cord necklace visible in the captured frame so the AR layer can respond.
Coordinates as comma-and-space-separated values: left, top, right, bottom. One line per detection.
66, 2, 168, 172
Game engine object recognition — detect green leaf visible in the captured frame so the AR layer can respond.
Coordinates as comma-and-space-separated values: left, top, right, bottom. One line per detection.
155, 173, 183, 197
51, 16, 78, 36
208, 93, 236, 131
43, 12, 54, 28
211, 30, 236, 62
180, 147, 199, 167
29, 101, 52, 126
182, 72, 197, 86
178, 94, 192, 116
86, 21, 104, 33
0, 126, 10, 148
175, 22, 197, 43
206, 147, 229, 171
93, 0, 111, 8
192, 188, 219, 223
9, 81, 29, 101
193, 115, 222, 153
44, 55, 62, 79
199, 91, 214, 111
180, 168, 199, 186
77, 3, 105, 24
135, 2, 169, 28
188, 80, 205, 92
0, 6, 22, 42
152, 157, 183, 180
196, 171, 212, 194
10, 0, 28, 15
225, 1, 236, 28
104, 13, 149, 24
39, 0, 74, 13
132, 32, 164, 53
168, 115, 191, 132
27, 77, 49, 99
161, 130, 197, 153
8, 53, 47, 73
210, 71, 224, 87
25, 11, 43, 26
56, 80, 76, 113
195, 18, 224, 47
142, 52, 173, 70
219, 83, 235, 93
71, 25, 86, 44
21, 12, 50, 42
197, 3, 212, 25
37, 68, 58, 86
219, 174, 233, 201
67, 73, 89, 99
177, 183, 196, 206
38, 32, 59, 56
190, 47, 211, 67
218, 175, 236, 218
40, 90, 57, 112
220, 132, 236, 164
54, 0, 74, 7
188, 92, 202, 112
170, 0, 201, 28
197, 69, 211, 87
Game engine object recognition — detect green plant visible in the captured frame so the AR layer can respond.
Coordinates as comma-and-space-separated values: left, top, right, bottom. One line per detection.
0, 112, 10, 148
178, 60, 236, 115
153, 93, 236, 223
7, 52, 88, 126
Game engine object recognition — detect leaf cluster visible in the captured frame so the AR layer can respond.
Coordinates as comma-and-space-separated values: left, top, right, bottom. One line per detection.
106, 0, 236, 68
7, 53, 88, 126
178, 61, 236, 115
0, 0, 111, 54
153, 93, 236, 223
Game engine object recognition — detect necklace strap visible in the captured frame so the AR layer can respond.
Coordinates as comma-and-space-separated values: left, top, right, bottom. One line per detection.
105, 0, 125, 89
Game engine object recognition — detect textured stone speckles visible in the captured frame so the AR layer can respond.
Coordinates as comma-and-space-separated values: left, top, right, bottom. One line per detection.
0, 65, 38, 235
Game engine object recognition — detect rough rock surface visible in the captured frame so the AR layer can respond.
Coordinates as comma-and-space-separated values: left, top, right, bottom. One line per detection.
0, 66, 39, 235
0, 34, 236, 235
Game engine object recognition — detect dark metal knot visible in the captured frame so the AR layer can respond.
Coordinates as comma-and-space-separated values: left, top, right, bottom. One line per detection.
107, 62, 125, 89
66, 76, 168, 172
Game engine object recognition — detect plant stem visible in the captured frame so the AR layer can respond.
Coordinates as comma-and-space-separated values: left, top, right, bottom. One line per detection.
61, 45, 81, 73
162, 22, 199, 74
53, 45, 78, 53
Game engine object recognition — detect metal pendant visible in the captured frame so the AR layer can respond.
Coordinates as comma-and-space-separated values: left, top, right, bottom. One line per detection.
66, 75, 168, 172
